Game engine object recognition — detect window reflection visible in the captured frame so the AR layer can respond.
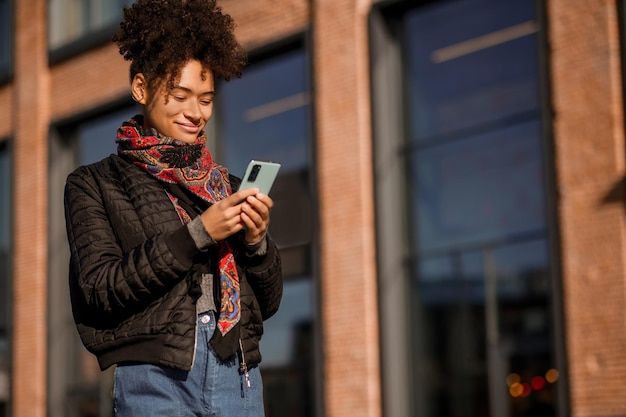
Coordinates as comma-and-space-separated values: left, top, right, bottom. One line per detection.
261, 279, 314, 416
48, 0, 132, 51
493, 239, 551, 300
0, 0, 10, 77
414, 121, 546, 251
261, 279, 312, 367
217, 47, 316, 417
77, 106, 136, 165
414, 240, 553, 417
218, 50, 310, 175
407, 0, 539, 142
404, 0, 557, 416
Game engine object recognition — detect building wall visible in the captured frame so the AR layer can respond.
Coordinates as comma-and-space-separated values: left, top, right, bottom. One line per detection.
11, 1, 49, 416
2, 0, 626, 416
548, 0, 626, 415
311, 1, 381, 416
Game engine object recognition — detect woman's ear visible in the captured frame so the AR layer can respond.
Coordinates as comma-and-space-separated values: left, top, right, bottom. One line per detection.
131, 73, 147, 104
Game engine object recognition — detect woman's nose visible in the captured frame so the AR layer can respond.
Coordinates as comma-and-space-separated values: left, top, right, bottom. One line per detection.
184, 100, 203, 121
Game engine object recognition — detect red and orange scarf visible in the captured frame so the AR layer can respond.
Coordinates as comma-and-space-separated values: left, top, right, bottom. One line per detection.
116, 116, 240, 336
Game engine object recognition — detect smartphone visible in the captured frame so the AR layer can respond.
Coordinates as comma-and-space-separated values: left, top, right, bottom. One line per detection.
239, 160, 281, 194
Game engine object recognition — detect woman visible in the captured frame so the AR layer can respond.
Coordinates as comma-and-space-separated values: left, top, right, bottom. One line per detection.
63, 1, 282, 416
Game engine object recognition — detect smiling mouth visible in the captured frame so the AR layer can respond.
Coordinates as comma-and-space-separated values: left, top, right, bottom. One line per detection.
178, 123, 201, 133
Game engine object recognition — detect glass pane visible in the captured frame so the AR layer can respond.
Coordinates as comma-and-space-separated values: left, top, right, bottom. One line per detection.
413, 120, 546, 252
404, 0, 558, 416
48, 0, 129, 50
218, 49, 313, 252
77, 106, 137, 165
217, 48, 316, 417
0, 0, 10, 72
494, 239, 556, 417
417, 250, 484, 305
406, 0, 538, 142
0, 147, 9, 416
218, 50, 309, 175
49, 0, 85, 49
414, 239, 555, 417
261, 279, 315, 416
412, 287, 488, 417
89, 0, 119, 31
493, 239, 550, 300
261, 279, 313, 366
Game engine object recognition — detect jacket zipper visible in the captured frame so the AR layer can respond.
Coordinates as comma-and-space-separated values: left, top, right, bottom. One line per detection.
190, 318, 198, 371
238, 338, 251, 388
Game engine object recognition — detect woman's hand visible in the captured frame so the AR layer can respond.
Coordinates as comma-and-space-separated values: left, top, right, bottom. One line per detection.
240, 192, 274, 244
199, 188, 259, 241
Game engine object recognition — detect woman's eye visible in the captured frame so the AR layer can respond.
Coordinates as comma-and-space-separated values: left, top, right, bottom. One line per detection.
172, 95, 186, 101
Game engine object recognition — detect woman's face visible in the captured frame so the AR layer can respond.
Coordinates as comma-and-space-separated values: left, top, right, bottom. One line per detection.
132, 60, 215, 144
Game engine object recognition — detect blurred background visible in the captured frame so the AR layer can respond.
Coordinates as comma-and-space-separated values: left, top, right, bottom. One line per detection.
1, 0, 625, 416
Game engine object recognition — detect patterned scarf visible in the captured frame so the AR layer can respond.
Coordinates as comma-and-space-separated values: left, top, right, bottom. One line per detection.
116, 116, 240, 336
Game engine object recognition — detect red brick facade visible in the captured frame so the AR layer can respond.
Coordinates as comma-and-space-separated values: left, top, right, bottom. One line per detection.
312, 1, 381, 416
11, 0, 49, 416
549, 0, 626, 415
3, 0, 626, 416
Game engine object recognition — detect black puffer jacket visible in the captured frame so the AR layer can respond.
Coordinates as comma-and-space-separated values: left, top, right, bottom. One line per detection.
64, 154, 282, 371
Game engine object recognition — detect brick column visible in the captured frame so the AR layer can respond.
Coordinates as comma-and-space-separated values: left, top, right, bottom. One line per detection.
548, 0, 626, 415
12, 0, 50, 415
312, 1, 381, 416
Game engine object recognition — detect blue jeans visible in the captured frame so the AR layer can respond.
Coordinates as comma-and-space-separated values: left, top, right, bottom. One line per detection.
113, 311, 264, 417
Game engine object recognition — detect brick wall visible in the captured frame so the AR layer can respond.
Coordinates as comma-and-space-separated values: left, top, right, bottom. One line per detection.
0, 85, 11, 139
49, 44, 130, 122
11, 0, 49, 416
222, 0, 309, 50
311, 0, 382, 416
548, 0, 626, 415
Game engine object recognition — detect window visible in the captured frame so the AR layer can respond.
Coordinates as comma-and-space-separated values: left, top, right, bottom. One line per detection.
48, 106, 136, 417
0, 142, 10, 417
48, 0, 132, 58
216, 46, 316, 417
372, 0, 562, 416
0, 0, 12, 81
406, 1, 558, 415
75, 107, 133, 165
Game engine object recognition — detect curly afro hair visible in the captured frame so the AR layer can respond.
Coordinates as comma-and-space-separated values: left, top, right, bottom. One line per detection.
113, 0, 247, 92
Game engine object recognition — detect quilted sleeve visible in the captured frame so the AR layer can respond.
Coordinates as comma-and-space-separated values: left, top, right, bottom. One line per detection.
64, 167, 193, 317
241, 236, 283, 320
